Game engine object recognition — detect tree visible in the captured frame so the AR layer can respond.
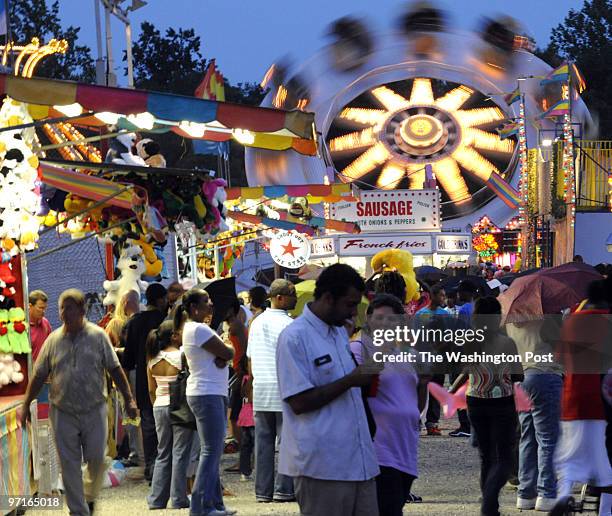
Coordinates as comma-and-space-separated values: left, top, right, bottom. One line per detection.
9, 0, 95, 82
130, 22, 207, 94
544, 0, 612, 136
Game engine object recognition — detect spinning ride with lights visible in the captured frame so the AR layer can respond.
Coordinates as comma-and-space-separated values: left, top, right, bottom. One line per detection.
245, 3, 593, 226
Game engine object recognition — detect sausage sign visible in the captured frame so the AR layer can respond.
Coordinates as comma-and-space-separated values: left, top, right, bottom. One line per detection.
331, 189, 440, 232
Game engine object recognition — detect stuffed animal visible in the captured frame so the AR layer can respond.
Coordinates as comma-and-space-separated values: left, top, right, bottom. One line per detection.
105, 132, 147, 166
136, 138, 166, 168
131, 237, 163, 278
0, 254, 16, 302
0, 310, 10, 353
201, 178, 229, 234
8, 307, 29, 354
103, 244, 148, 307
0, 102, 41, 253
371, 249, 420, 303
0, 354, 24, 386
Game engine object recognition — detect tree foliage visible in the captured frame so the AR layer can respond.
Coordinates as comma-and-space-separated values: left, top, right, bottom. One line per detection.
130, 22, 207, 95
8, 0, 95, 82
544, 0, 612, 136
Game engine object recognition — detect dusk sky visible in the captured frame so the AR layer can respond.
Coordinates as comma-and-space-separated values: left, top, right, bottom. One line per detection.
57, 0, 584, 86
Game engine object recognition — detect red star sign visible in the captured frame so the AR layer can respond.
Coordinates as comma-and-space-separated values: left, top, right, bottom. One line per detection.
281, 239, 299, 257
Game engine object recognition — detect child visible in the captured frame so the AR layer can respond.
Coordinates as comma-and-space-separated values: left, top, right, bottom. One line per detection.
238, 374, 255, 481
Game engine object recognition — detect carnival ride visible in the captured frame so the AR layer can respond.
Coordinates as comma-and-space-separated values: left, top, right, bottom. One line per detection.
245, 2, 594, 226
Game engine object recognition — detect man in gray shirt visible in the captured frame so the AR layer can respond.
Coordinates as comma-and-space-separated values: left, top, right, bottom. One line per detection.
21, 289, 138, 516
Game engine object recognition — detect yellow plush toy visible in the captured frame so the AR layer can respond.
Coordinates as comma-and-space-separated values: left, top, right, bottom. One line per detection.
371, 249, 420, 303
132, 236, 163, 278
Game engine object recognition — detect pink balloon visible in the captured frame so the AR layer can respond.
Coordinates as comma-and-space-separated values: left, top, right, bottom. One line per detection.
514, 383, 533, 412
427, 382, 466, 419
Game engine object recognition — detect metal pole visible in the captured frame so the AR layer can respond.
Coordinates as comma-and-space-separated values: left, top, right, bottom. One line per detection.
125, 21, 134, 88
104, 5, 116, 86
93, 0, 105, 85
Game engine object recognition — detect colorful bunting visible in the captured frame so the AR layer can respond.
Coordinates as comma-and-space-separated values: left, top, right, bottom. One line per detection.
497, 122, 519, 140
540, 63, 569, 85
486, 172, 521, 209
536, 99, 569, 120
504, 87, 521, 106
225, 183, 354, 203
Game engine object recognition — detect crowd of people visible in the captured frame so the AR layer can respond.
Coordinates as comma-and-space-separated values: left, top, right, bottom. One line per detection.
17, 260, 612, 516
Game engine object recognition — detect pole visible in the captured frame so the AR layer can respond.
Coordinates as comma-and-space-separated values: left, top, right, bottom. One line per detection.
93, 0, 105, 85
5, 0, 14, 69
104, 4, 116, 86
125, 21, 134, 88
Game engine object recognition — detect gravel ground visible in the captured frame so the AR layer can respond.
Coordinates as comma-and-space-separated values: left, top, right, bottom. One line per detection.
27, 417, 532, 516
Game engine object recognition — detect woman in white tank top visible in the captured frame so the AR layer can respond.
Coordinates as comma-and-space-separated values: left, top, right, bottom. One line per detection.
145, 320, 193, 510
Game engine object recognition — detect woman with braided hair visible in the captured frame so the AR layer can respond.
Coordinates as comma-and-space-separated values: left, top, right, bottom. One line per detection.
145, 320, 193, 510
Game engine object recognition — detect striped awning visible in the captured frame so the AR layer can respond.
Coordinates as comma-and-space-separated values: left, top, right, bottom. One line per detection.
226, 183, 355, 203
0, 74, 317, 155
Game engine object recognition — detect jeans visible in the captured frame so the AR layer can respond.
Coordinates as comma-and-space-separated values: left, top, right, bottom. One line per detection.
239, 426, 255, 476
376, 466, 415, 516
468, 396, 518, 516
254, 411, 294, 501
518, 371, 563, 500
147, 406, 193, 509
140, 406, 158, 476
187, 395, 227, 516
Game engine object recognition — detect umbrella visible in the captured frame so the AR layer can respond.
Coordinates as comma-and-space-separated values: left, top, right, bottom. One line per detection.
439, 275, 491, 296
499, 274, 584, 324
500, 268, 539, 286
538, 262, 602, 299
289, 280, 369, 329
416, 265, 448, 283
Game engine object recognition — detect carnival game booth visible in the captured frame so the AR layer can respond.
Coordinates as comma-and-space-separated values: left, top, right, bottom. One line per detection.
0, 69, 319, 507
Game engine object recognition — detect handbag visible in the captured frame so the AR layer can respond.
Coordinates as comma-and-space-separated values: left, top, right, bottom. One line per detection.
169, 353, 197, 430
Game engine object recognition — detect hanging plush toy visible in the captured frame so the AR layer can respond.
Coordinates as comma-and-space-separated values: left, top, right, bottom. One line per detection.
371, 249, 420, 303
0, 310, 9, 353
103, 244, 148, 307
0, 354, 24, 387
7, 307, 29, 354
201, 178, 229, 235
0, 99, 42, 253
131, 236, 163, 278
136, 138, 166, 168
0, 253, 16, 302
105, 132, 147, 166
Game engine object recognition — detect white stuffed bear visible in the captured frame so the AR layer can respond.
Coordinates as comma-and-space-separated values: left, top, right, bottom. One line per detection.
0, 353, 23, 387
103, 245, 148, 307
105, 133, 147, 167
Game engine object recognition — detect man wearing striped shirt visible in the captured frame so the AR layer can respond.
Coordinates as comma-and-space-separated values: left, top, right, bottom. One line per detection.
247, 279, 297, 503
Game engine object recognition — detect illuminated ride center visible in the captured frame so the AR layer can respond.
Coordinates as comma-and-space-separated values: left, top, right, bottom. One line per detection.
245, 4, 593, 227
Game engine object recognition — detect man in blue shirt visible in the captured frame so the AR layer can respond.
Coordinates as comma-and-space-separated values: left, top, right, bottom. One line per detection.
276, 264, 382, 516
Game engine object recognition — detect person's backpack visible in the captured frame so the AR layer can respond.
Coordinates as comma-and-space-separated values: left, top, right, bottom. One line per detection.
168, 353, 197, 430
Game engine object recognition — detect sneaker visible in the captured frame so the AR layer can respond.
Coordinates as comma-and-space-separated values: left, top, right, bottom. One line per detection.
426, 426, 442, 436
535, 496, 557, 511
516, 497, 537, 510
221, 508, 238, 515
448, 428, 471, 437
240, 474, 252, 482
273, 496, 296, 503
